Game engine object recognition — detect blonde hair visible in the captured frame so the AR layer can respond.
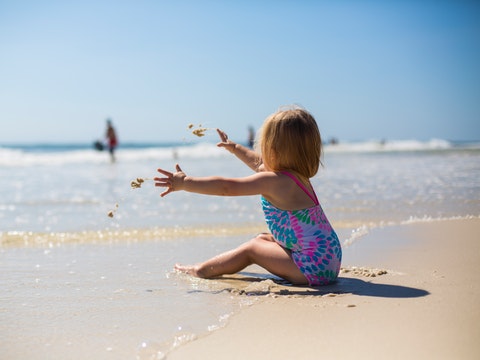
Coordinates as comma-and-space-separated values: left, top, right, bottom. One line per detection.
256, 106, 322, 179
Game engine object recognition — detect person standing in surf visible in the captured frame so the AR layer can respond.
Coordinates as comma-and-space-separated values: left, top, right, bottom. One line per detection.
154, 106, 342, 286
106, 119, 118, 163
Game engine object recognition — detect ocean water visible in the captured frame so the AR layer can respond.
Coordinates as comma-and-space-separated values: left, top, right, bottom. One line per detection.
1, 139, 479, 359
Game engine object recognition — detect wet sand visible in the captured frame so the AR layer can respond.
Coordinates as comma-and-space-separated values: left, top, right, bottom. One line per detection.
2, 218, 478, 359
169, 218, 480, 360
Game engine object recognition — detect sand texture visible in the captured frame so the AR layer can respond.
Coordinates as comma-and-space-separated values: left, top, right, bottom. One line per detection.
169, 219, 480, 360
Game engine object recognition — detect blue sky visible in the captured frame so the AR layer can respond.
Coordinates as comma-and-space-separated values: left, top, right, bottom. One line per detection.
1, 0, 479, 143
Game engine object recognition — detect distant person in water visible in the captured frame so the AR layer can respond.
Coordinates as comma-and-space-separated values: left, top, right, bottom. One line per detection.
106, 119, 118, 162
248, 126, 255, 148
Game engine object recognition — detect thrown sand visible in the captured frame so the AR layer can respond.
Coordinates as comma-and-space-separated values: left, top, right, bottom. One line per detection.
188, 124, 209, 137
130, 177, 146, 189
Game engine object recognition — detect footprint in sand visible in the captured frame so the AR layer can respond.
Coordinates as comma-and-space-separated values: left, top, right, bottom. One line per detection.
340, 267, 388, 278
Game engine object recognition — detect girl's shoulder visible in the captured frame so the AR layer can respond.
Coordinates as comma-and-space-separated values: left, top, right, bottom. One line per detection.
254, 169, 304, 183
247, 170, 290, 194
260, 170, 316, 210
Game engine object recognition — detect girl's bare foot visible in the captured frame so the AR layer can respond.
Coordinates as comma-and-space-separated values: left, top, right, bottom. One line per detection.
174, 263, 200, 277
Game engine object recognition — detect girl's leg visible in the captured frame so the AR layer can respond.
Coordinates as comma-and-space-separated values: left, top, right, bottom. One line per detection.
175, 233, 308, 285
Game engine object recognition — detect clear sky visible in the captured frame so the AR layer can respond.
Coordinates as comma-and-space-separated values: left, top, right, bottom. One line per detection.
1, 0, 479, 144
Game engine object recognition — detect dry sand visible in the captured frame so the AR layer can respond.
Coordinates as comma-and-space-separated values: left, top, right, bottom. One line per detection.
168, 218, 480, 360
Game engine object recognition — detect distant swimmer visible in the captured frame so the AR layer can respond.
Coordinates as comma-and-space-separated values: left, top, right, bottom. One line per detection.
106, 118, 118, 163
329, 137, 339, 145
248, 126, 255, 148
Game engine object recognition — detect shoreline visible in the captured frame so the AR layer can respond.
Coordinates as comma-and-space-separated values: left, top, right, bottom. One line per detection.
168, 218, 480, 359
2, 218, 478, 359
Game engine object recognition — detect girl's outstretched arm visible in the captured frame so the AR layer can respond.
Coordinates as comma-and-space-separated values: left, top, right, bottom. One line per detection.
155, 164, 276, 198
216, 129, 262, 172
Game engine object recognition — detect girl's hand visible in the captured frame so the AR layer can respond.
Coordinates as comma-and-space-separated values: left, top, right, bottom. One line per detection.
216, 129, 236, 153
154, 164, 186, 197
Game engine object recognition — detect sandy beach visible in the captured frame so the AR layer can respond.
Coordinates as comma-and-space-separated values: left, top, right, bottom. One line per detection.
169, 218, 480, 360
1, 144, 478, 359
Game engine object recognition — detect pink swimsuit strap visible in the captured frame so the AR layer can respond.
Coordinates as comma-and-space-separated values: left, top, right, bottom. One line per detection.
280, 171, 319, 205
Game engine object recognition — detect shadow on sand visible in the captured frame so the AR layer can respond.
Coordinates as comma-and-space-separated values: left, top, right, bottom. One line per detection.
207, 273, 430, 299
316, 277, 429, 298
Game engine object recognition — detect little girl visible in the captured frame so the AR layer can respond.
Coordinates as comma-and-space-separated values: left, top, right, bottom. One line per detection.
154, 107, 342, 286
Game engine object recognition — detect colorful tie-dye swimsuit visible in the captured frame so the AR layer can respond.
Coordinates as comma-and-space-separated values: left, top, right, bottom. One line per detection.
261, 171, 342, 286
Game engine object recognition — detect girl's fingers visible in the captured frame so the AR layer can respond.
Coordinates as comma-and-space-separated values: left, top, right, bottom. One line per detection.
216, 128, 228, 142
160, 189, 171, 197
157, 168, 172, 176
155, 165, 183, 196
154, 176, 172, 189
